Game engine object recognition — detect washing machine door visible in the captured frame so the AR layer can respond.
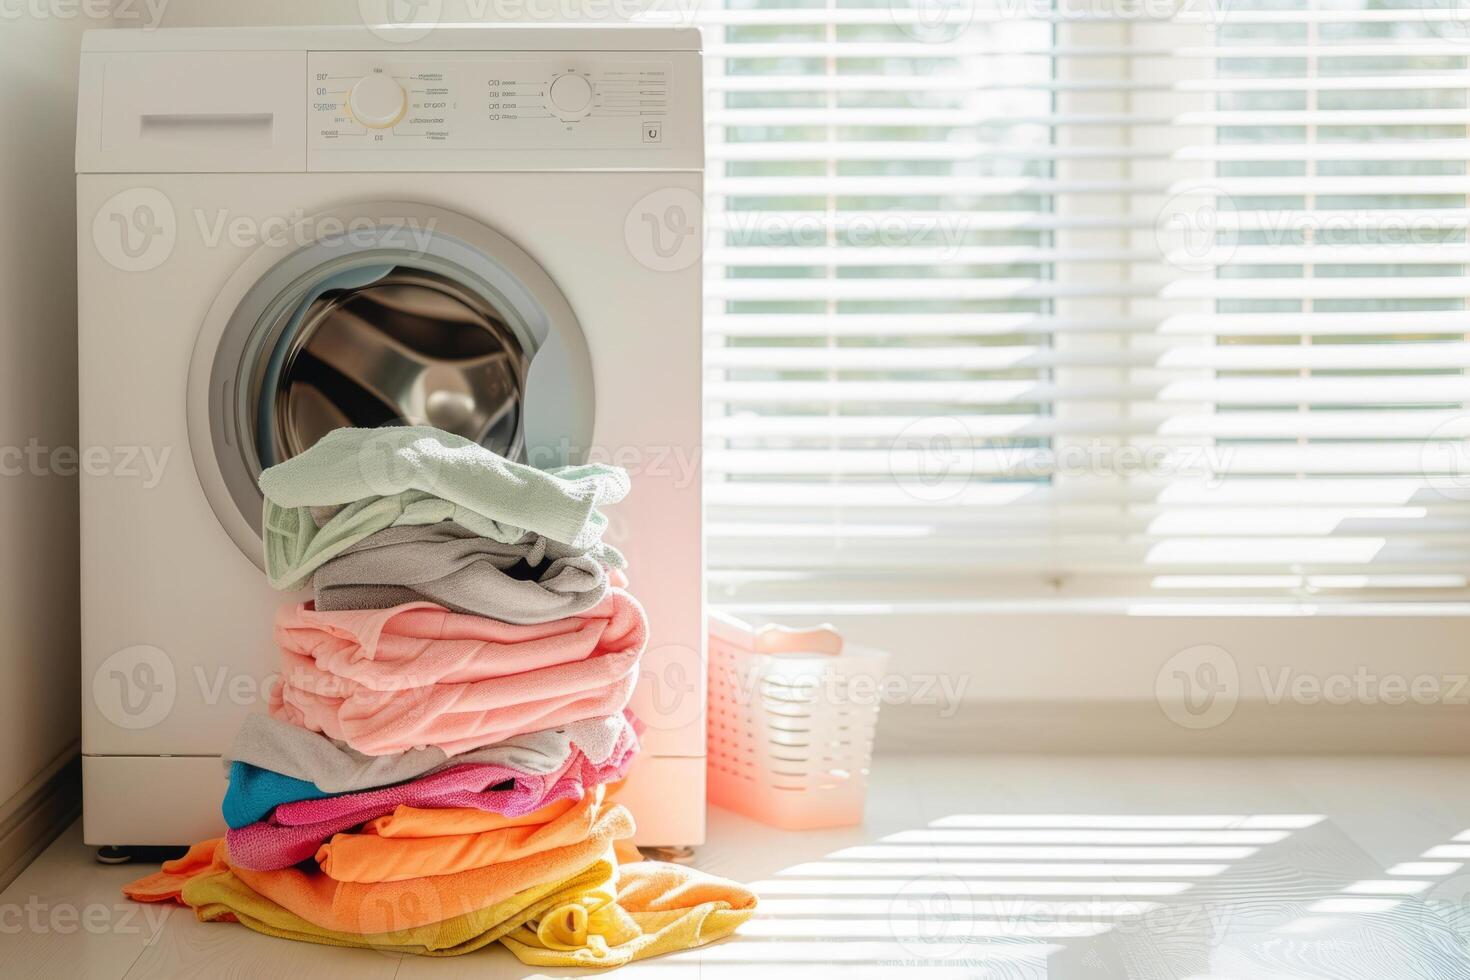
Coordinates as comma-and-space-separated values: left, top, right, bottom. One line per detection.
187, 203, 595, 569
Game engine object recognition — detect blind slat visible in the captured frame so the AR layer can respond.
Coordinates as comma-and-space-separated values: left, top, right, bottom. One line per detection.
708, 343, 1470, 372
707, 311, 1470, 338
707, 378, 1470, 406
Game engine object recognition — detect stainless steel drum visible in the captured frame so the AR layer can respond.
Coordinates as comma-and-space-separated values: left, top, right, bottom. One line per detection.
261, 268, 528, 464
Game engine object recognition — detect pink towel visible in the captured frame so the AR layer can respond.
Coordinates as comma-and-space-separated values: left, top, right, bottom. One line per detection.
226, 724, 638, 871
268, 589, 647, 756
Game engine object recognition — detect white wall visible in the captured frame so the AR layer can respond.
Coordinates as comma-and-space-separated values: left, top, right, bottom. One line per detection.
0, 10, 98, 810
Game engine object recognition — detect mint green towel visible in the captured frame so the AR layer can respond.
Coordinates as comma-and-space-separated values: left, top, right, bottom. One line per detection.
259, 427, 627, 591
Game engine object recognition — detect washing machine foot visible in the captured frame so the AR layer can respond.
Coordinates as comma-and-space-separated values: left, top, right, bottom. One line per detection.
95, 845, 190, 866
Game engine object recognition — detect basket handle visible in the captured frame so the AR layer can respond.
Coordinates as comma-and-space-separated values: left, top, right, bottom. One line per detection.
709, 610, 844, 656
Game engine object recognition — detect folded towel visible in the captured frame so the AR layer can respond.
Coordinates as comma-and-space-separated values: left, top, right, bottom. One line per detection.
245, 804, 633, 933
312, 522, 609, 625
270, 590, 647, 757
363, 799, 577, 838
222, 712, 635, 826
223, 763, 323, 830
315, 784, 610, 883
130, 842, 614, 956
226, 727, 638, 871
222, 713, 639, 830
124, 805, 632, 945
123, 820, 757, 961
259, 426, 629, 590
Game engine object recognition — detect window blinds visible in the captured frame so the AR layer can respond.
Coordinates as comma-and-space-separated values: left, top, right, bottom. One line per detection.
702, 0, 1470, 608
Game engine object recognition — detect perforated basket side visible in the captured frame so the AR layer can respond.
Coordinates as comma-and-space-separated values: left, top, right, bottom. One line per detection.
707, 639, 886, 830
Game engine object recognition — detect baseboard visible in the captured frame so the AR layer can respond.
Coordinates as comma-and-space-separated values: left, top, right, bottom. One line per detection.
876, 701, 1470, 755
0, 746, 82, 891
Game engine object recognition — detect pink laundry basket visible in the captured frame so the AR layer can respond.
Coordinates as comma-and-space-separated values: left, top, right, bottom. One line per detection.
706, 611, 888, 830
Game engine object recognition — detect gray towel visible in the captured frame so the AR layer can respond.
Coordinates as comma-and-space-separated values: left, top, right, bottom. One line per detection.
223, 711, 631, 794
312, 522, 609, 624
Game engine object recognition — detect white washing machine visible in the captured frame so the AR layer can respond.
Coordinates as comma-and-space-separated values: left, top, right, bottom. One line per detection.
76, 25, 706, 848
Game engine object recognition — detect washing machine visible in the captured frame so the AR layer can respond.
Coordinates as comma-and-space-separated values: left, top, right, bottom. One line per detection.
76, 25, 706, 848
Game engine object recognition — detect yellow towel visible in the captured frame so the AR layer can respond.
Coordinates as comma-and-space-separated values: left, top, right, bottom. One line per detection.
124, 836, 755, 962
500, 860, 758, 967
188, 851, 617, 956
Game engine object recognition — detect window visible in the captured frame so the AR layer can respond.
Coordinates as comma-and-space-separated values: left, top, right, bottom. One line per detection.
703, 0, 1470, 614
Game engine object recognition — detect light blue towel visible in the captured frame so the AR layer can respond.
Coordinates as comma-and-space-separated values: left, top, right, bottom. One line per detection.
258, 426, 628, 591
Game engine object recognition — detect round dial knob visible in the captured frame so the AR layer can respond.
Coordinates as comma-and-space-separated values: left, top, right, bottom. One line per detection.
349, 74, 407, 129
548, 73, 593, 118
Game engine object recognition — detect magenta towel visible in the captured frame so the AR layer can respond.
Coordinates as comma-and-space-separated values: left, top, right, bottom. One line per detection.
268, 589, 647, 756
224, 725, 639, 871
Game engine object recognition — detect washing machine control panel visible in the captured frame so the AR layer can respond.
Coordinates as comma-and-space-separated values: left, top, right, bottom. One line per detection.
307, 51, 693, 168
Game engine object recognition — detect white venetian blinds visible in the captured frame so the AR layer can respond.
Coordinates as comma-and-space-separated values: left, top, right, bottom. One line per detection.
701, 0, 1470, 607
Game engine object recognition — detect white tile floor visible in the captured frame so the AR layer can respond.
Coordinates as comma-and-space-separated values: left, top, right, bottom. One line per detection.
6, 754, 1470, 978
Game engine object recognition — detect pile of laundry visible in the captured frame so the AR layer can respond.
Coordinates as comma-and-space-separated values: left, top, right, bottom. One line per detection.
123, 426, 755, 963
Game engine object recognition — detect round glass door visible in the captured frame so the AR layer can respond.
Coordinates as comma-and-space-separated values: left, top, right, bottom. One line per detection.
187, 204, 595, 569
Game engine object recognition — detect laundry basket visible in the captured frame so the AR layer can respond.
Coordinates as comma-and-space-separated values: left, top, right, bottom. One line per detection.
706, 611, 888, 830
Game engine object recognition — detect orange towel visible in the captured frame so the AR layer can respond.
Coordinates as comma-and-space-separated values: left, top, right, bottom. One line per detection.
363, 777, 625, 839
235, 803, 633, 933
364, 798, 579, 838
316, 787, 606, 883
126, 803, 633, 935
123, 837, 226, 906
126, 837, 620, 956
